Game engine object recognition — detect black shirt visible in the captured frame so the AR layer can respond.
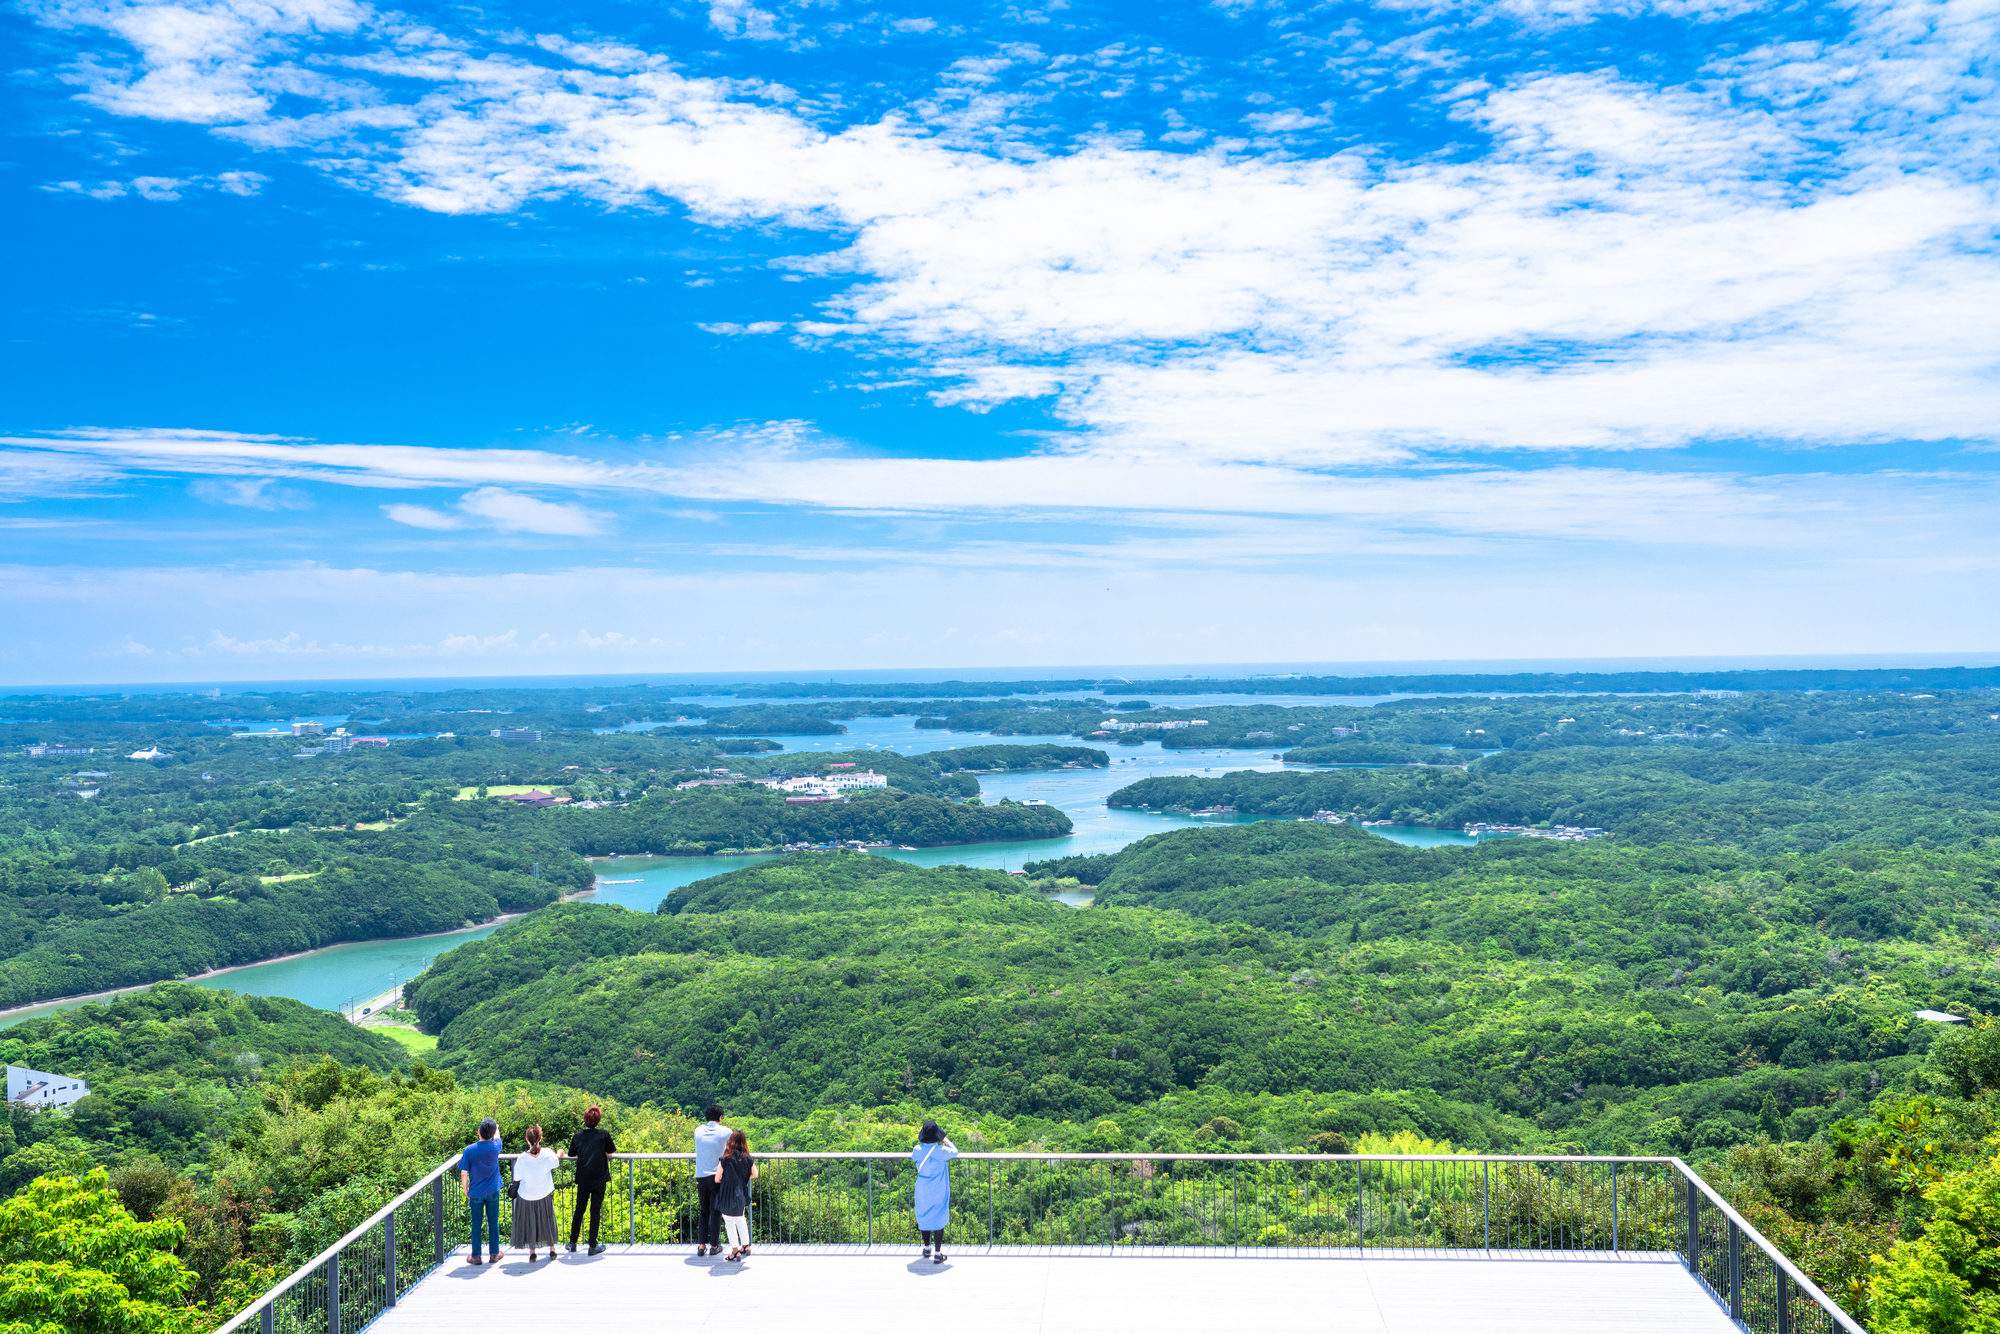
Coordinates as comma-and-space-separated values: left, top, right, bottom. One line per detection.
716, 1153, 754, 1216
568, 1126, 618, 1186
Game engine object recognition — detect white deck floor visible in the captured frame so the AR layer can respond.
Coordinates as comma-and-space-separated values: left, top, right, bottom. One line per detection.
371, 1245, 1741, 1334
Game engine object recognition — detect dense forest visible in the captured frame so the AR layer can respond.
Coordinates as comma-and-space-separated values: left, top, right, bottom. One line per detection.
11, 678, 2000, 1334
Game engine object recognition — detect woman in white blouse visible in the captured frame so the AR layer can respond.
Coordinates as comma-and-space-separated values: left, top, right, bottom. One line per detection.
510, 1125, 563, 1261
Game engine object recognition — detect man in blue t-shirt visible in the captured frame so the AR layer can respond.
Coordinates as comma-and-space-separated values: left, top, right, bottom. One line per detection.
461, 1117, 504, 1265
693, 1105, 731, 1256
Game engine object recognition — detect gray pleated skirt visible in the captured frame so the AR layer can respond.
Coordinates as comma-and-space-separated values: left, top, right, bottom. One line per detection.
511, 1194, 558, 1247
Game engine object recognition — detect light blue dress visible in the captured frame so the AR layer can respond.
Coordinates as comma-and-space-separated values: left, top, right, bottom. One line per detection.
912, 1141, 959, 1230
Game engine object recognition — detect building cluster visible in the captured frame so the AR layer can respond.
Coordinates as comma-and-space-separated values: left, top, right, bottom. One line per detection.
760, 770, 889, 796
1093, 718, 1210, 732
21, 744, 93, 757
491, 728, 543, 742
495, 790, 571, 808
1463, 823, 1608, 841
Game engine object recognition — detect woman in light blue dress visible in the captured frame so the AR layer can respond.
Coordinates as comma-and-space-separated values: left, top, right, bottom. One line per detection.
912, 1120, 958, 1264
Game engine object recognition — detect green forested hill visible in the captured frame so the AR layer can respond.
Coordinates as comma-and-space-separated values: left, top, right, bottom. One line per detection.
1108, 734, 2000, 851
553, 786, 1072, 855
407, 848, 1977, 1152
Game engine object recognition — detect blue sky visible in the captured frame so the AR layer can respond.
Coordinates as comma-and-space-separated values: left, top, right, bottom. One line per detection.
2, 0, 1997, 683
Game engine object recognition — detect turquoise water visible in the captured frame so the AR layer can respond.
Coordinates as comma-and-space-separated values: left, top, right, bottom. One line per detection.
0, 732, 1471, 1028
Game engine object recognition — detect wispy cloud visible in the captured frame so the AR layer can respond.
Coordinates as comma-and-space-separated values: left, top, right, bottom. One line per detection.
382, 486, 606, 535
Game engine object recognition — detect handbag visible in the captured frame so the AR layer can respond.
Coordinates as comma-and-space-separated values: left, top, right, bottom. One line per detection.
507, 1178, 521, 1200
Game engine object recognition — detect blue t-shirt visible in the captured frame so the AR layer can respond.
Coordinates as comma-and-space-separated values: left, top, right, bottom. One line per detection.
463, 1138, 502, 1198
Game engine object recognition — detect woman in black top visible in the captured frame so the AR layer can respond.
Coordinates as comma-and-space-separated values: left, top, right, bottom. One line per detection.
712, 1129, 758, 1262
566, 1106, 617, 1254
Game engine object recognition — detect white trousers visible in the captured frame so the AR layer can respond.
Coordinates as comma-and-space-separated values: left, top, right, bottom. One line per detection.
723, 1214, 750, 1248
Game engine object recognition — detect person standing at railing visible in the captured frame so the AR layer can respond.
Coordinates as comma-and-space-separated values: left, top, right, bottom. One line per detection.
693, 1104, 731, 1257
713, 1129, 758, 1262
567, 1106, 618, 1256
461, 1117, 504, 1267
511, 1125, 562, 1262
912, 1120, 958, 1264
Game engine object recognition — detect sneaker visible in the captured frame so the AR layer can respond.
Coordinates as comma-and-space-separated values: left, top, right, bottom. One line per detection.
588, 1244, 605, 1255
468, 1256, 482, 1266
935, 1254, 946, 1264
566, 1243, 577, 1253
922, 1247, 931, 1260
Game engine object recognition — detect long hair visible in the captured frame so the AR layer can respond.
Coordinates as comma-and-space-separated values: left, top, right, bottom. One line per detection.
918, 1120, 944, 1145
723, 1129, 750, 1159
526, 1125, 543, 1155
584, 1106, 602, 1129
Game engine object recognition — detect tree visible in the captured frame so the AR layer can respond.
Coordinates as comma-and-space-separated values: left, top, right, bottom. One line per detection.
0, 1167, 201, 1334
1870, 1154, 2000, 1334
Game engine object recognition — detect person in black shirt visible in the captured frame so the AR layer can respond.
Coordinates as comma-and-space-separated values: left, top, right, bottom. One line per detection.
713, 1129, 758, 1262
566, 1105, 617, 1254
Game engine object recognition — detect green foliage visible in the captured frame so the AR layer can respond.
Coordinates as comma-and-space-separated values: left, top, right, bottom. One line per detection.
550, 786, 1071, 857
0, 984, 405, 1170
0, 1167, 200, 1334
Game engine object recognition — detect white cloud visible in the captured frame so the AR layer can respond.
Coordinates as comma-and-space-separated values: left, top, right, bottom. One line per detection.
455, 486, 604, 535
381, 501, 464, 529
379, 485, 604, 534
190, 476, 311, 508
15, 0, 2000, 486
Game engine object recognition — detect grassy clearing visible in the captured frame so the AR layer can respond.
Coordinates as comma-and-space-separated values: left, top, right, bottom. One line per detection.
453, 785, 553, 800
366, 1023, 440, 1056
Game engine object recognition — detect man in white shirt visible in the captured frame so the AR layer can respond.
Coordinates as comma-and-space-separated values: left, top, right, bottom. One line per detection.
693, 1105, 732, 1256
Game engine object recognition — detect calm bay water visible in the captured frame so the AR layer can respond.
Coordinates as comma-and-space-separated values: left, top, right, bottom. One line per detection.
0, 729, 1473, 1028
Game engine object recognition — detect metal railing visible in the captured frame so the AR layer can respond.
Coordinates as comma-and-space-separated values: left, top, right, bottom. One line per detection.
212, 1154, 1863, 1334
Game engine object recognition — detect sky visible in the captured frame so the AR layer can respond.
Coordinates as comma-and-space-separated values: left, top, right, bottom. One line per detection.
2, 0, 1997, 684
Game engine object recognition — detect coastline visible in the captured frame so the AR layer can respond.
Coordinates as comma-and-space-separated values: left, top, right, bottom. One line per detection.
0, 891, 595, 1024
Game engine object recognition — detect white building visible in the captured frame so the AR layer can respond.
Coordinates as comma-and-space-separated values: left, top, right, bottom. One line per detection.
7, 1065, 90, 1109
292, 722, 325, 737
491, 728, 543, 742
778, 771, 888, 795
1095, 719, 1209, 732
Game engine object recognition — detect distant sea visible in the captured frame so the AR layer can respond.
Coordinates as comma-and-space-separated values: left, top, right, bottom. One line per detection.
6, 652, 2000, 696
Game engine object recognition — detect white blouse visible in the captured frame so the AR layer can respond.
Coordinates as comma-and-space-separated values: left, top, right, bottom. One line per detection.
513, 1149, 560, 1201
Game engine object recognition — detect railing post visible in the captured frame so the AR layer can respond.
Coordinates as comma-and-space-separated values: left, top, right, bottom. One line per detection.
1482, 1160, 1490, 1251
1611, 1163, 1618, 1253
1232, 1160, 1239, 1251
987, 1159, 994, 1245
629, 1158, 636, 1245
867, 1162, 874, 1248
1729, 1219, 1744, 1322
326, 1252, 341, 1334
1356, 1160, 1364, 1251
1686, 1175, 1701, 1276
432, 1174, 445, 1265
1777, 1271, 1792, 1334
385, 1214, 397, 1306
260, 1302, 274, 1334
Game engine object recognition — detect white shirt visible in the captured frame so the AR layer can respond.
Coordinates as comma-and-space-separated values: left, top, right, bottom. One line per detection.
513, 1148, 560, 1201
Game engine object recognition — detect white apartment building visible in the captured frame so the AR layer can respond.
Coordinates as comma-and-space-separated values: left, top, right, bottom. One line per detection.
776, 771, 889, 795
7, 1064, 90, 1109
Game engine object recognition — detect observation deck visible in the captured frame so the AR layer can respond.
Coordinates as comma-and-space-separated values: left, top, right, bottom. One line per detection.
371, 1245, 1736, 1334
219, 1153, 1861, 1334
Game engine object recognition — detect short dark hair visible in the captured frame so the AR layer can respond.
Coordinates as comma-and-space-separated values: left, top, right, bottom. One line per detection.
918, 1120, 944, 1144
704, 1105, 725, 1123
584, 1106, 602, 1129
478, 1117, 498, 1140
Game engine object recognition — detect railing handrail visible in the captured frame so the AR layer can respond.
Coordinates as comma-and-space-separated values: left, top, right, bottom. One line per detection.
1670, 1157, 1866, 1334
207, 1153, 465, 1334
498, 1151, 1686, 1163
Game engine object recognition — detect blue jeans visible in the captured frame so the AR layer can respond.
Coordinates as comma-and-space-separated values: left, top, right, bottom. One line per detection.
470, 1192, 501, 1258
